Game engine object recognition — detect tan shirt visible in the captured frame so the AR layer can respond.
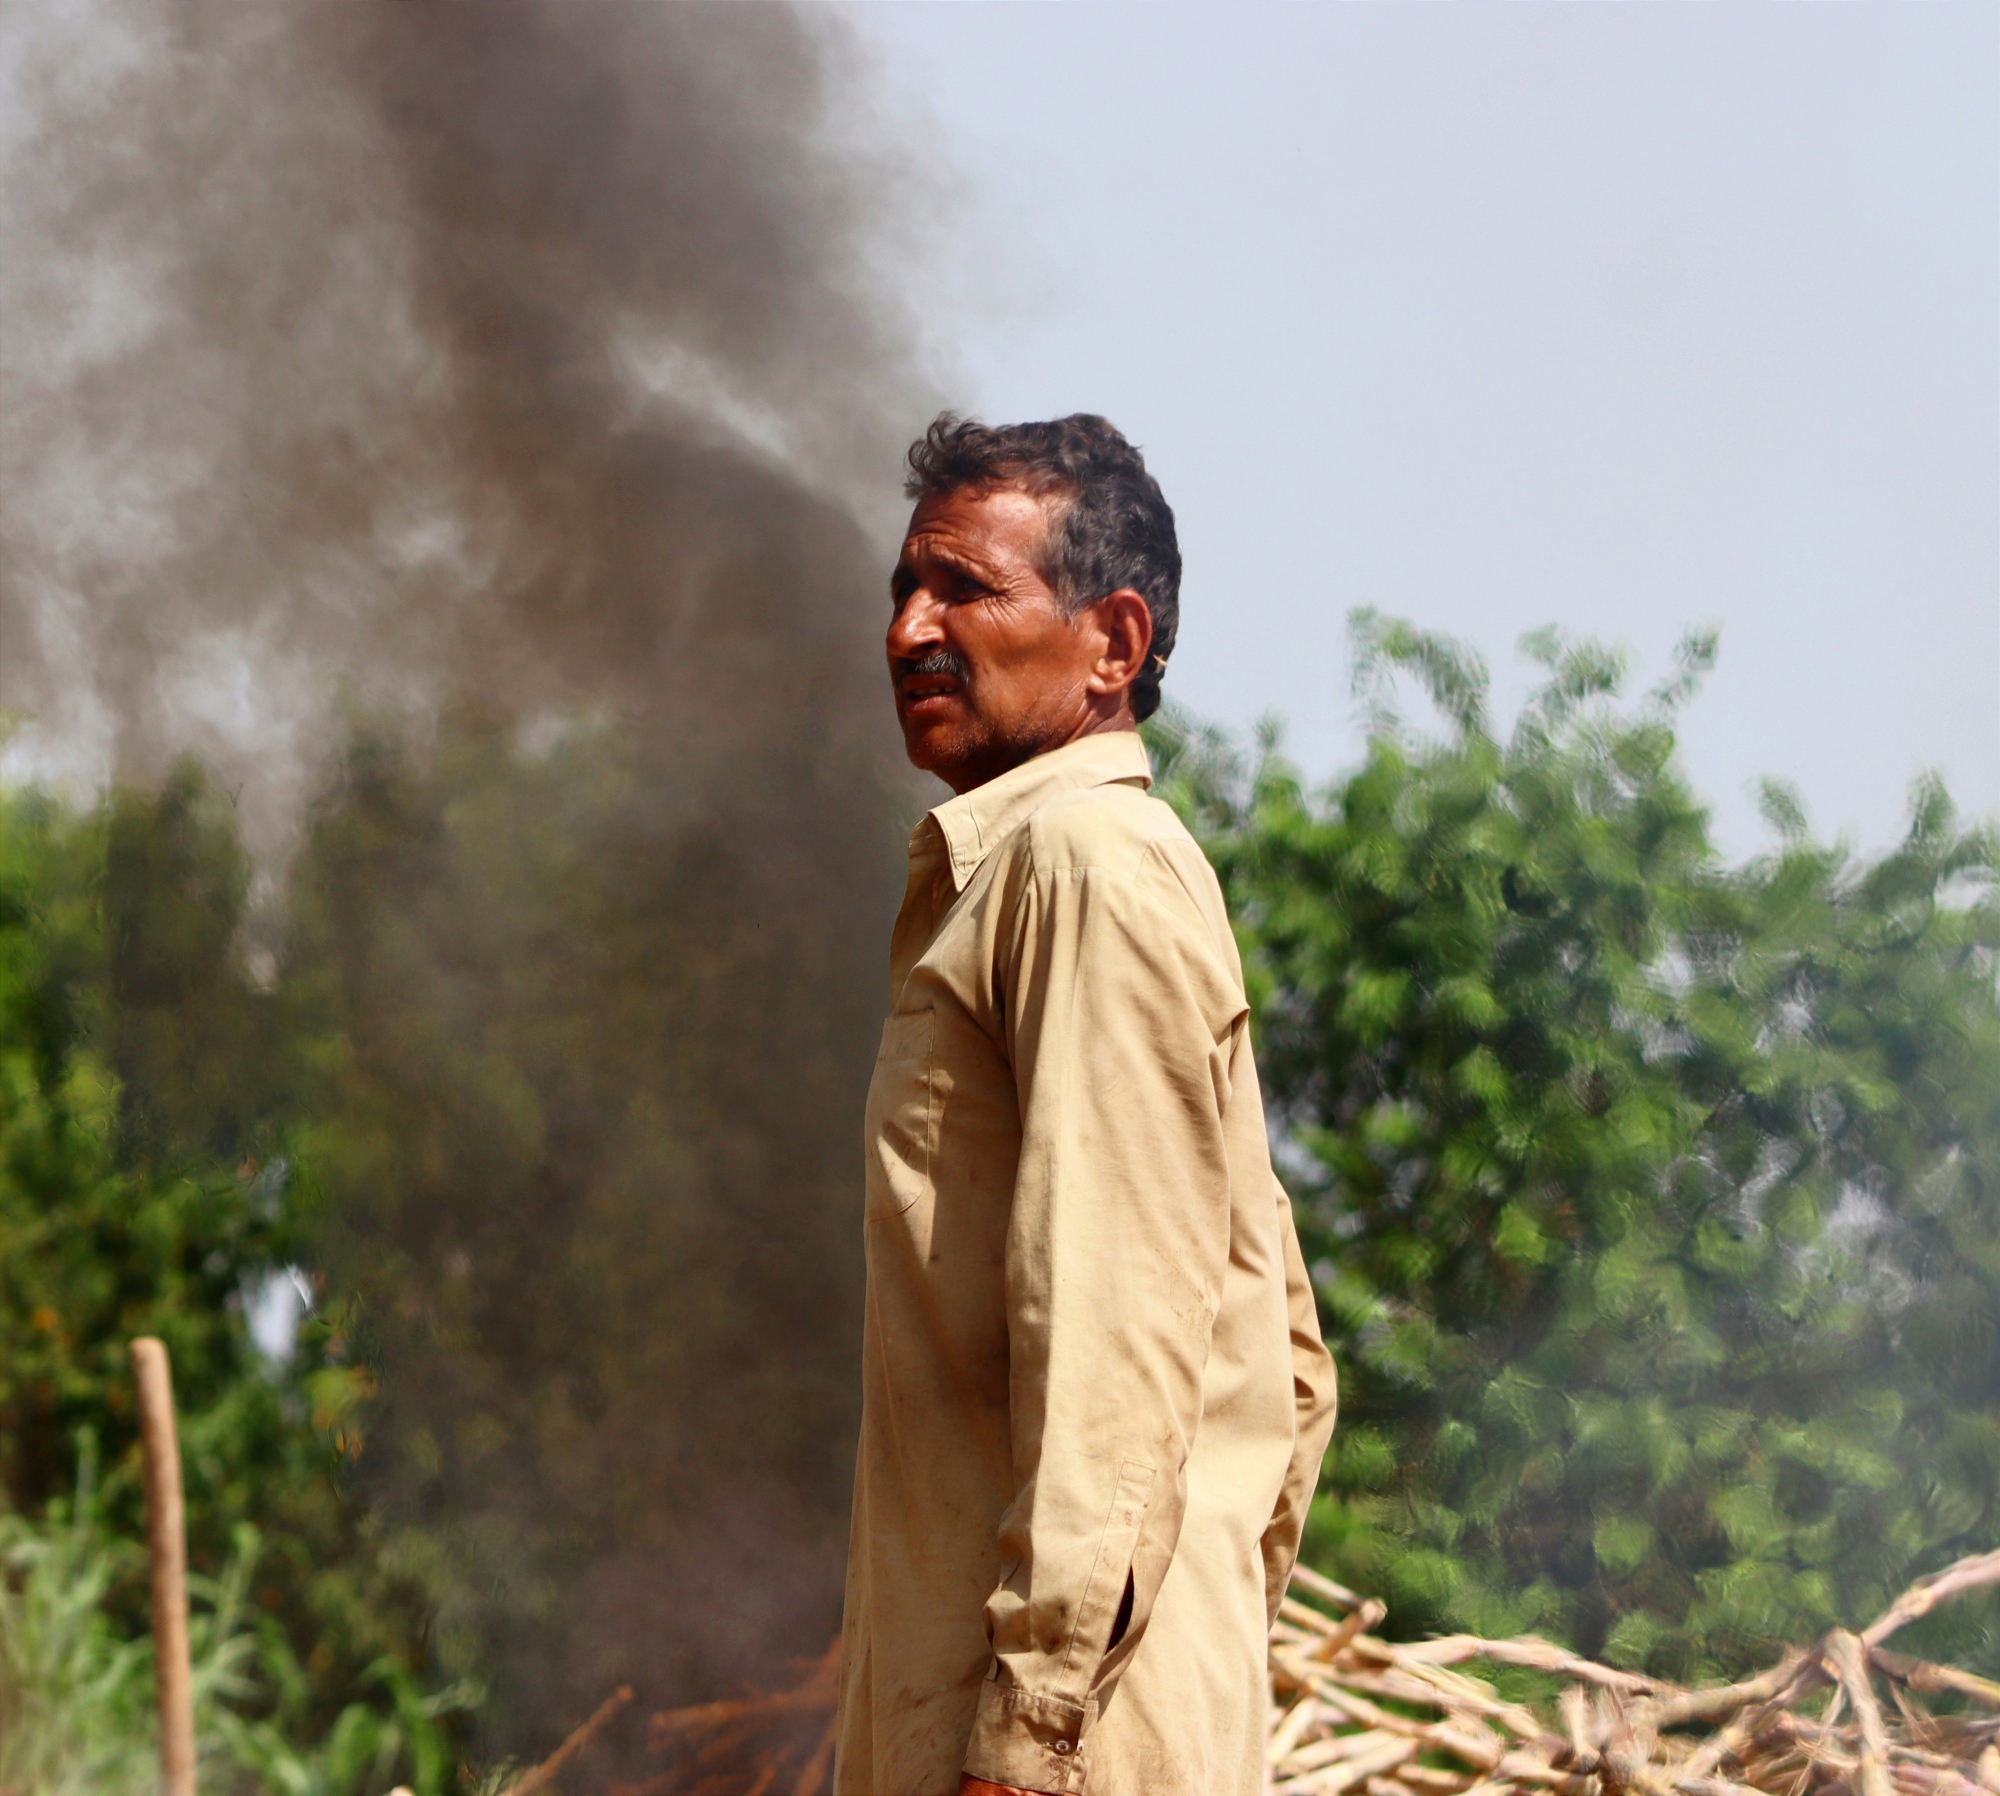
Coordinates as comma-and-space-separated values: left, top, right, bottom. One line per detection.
835, 732, 1338, 1796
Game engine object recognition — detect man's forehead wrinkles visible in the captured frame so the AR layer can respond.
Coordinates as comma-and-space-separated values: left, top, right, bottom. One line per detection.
904, 531, 1007, 586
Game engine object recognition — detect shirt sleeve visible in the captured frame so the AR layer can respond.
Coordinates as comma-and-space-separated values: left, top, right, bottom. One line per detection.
1260, 1176, 1339, 1623
961, 850, 1246, 1793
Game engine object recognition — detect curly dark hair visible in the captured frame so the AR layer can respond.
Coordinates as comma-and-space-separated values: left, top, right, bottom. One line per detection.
903, 413, 1181, 722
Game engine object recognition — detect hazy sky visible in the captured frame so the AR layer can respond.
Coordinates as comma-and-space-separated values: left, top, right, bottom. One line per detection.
847, 2, 1998, 857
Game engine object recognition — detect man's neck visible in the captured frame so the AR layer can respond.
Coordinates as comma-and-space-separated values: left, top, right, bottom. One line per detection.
939, 713, 1138, 797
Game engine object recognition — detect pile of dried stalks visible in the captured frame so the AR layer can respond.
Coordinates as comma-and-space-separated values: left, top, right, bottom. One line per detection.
511, 1548, 2000, 1796
1268, 1550, 2000, 1796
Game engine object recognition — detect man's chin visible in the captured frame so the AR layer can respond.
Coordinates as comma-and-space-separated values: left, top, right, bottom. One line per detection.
901, 723, 964, 777
900, 717, 990, 791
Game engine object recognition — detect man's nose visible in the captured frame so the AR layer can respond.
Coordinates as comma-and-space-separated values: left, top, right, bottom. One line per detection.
887, 587, 947, 660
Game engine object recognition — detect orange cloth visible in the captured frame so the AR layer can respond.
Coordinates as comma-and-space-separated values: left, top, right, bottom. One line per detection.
836, 731, 1338, 1796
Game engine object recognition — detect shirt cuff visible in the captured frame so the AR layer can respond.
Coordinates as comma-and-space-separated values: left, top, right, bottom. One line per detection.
962, 1672, 1096, 1795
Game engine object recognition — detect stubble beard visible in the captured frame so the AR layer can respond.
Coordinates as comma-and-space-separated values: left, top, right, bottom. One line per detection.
896, 650, 1078, 792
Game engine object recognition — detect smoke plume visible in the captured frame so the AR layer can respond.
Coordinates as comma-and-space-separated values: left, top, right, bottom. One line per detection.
3, 0, 938, 1760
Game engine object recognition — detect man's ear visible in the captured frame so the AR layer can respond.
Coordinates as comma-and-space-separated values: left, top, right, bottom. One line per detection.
1083, 589, 1154, 703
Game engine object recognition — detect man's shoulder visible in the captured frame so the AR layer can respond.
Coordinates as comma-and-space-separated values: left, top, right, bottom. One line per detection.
998, 780, 1242, 987
1012, 779, 1214, 891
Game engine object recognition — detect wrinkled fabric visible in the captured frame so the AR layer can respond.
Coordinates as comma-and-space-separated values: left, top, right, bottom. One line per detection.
836, 731, 1338, 1796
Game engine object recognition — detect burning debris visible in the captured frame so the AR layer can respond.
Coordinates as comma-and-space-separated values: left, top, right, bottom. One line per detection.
508, 1551, 2000, 1796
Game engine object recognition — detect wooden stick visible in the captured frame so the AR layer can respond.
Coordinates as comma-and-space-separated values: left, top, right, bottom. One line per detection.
1269, 1695, 1324, 1767
1871, 1648, 2000, 1713
1283, 1596, 1346, 1637
498, 1685, 633, 1796
1396, 1763, 1480, 1792
1290, 1563, 1367, 1613
1466, 1639, 1663, 1699
1315, 1600, 1391, 1663
131, 1338, 195, 1796
1560, 1686, 1597, 1770
1863, 1553, 2000, 1650
1286, 1728, 1413, 1777
790, 1710, 839, 1796
1655, 1657, 1807, 1732
1276, 1735, 1418, 1795
1826, 1632, 1892, 1796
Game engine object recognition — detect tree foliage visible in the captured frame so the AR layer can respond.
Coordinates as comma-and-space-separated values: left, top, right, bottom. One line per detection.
0, 766, 451, 1787
0, 1492, 473, 1796
1155, 614, 2000, 1680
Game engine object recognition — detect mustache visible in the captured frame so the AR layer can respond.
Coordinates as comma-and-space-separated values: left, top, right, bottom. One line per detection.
893, 649, 971, 683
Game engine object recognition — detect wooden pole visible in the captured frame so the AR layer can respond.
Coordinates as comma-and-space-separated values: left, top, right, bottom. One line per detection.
131, 1337, 196, 1796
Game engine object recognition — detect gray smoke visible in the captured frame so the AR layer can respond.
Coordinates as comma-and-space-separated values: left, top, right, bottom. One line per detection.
2, 0, 941, 1764
1, 0, 933, 828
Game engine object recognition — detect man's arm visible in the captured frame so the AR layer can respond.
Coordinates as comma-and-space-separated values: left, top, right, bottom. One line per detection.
959, 1207, 1334, 1796
1260, 1178, 1338, 1621
960, 849, 1243, 1793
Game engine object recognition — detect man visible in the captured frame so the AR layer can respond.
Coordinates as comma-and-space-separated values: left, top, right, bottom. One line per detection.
837, 414, 1338, 1796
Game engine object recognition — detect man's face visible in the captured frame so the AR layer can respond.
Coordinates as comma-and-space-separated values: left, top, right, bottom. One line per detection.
888, 484, 1120, 794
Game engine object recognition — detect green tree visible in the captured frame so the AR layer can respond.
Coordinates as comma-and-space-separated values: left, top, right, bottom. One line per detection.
2, 769, 293, 1521
1154, 614, 2000, 1680
0, 766, 455, 1786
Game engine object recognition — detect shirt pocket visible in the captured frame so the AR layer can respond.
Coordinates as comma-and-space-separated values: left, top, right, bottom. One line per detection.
864, 1008, 939, 1221
1061, 1460, 1156, 1688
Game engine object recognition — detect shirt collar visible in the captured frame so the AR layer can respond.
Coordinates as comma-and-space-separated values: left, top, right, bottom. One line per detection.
917, 731, 1154, 894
